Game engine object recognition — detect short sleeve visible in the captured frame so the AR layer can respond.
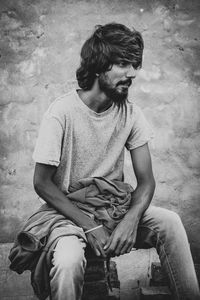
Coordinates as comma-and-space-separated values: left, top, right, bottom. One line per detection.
125, 106, 154, 150
32, 114, 64, 166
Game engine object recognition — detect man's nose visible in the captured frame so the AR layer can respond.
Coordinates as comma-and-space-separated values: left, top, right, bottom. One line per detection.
126, 66, 136, 78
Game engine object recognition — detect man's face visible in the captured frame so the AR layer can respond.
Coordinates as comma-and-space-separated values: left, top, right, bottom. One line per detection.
98, 63, 136, 105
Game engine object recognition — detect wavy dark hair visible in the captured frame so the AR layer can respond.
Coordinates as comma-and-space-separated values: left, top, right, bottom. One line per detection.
76, 23, 144, 90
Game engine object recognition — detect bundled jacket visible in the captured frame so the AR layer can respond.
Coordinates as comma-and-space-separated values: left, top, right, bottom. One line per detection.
68, 177, 133, 232
9, 177, 133, 300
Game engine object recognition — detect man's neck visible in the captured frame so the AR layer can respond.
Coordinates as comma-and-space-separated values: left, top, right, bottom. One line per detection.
77, 84, 112, 114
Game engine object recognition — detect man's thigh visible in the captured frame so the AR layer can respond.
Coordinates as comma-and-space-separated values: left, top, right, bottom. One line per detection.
134, 205, 180, 249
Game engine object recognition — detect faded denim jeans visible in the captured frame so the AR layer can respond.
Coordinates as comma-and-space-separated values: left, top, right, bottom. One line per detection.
49, 206, 200, 300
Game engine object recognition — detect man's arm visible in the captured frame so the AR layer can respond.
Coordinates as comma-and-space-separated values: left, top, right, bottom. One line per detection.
104, 143, 155, 256
33, 162, 109, 256
128, 142, 155, 217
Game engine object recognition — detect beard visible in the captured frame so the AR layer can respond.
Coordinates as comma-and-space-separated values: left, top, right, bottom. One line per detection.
98, 74, 132, 107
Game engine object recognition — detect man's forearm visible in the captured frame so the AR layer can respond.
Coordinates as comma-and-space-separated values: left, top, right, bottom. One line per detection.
125, 179, 155, 222
34, 180, 98, 231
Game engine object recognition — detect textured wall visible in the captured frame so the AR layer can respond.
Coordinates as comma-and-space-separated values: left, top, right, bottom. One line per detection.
0, 0, 200, 262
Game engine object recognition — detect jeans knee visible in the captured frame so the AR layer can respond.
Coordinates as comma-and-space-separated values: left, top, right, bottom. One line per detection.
52, 237, 86, 276
54, 248, 86, 274
165, 210, 181, 224
160, 209, 184, 236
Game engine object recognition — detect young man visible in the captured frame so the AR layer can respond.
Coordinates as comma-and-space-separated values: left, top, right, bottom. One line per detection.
33, 23, 200, 300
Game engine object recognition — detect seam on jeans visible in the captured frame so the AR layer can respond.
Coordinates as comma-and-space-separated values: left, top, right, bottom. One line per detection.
160, 243, 180, 300
138, 225, 180, 299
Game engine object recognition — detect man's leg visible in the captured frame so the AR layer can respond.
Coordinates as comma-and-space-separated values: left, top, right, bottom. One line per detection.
135, 206, 200, 300
49, 235, 87, 300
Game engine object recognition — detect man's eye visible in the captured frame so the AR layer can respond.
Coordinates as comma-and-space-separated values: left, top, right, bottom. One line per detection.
119, 62, 127, 67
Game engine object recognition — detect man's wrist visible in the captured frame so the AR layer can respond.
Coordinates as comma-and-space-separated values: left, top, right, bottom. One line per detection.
81, 218, 99, 232
123, 208, 141, 224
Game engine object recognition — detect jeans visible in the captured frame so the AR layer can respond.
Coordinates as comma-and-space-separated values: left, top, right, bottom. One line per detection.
49, 206, 200, 300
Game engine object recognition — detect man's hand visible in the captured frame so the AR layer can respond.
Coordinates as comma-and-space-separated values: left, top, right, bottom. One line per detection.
104, 217, 139, 257
86, 226, 110, 258
102, 143, 155, 257
33, 163, 110, 258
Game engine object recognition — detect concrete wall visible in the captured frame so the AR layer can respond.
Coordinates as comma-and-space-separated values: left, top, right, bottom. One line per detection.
0, 0, 200, 263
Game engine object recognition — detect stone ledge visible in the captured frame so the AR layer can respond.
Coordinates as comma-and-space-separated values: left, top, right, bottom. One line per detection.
1, 243, 174, 300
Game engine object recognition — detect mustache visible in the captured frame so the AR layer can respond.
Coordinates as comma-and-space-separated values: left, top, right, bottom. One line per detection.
116, 79, 132, 87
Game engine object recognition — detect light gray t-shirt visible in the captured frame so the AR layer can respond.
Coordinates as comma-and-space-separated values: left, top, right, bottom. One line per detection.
33, 90, 153, 193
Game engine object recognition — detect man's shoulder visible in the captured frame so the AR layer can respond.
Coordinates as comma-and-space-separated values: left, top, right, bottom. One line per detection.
47, 90, 77, 115
45, 90, 77, 119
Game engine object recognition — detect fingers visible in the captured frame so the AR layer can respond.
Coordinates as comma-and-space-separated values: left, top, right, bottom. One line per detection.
118, 234, 136, 255
120, 242, 134, 255
105, 235, 136, 257
103, 239, 111, 251
87, 228, 136, 258
112, 240, 124, 256
94, 245, 105, 257
94, 248, 101, 256
108, 241, 133, 256
96, 240, 106, 258
105, 236, 119, 257
87, 233, 106, 258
